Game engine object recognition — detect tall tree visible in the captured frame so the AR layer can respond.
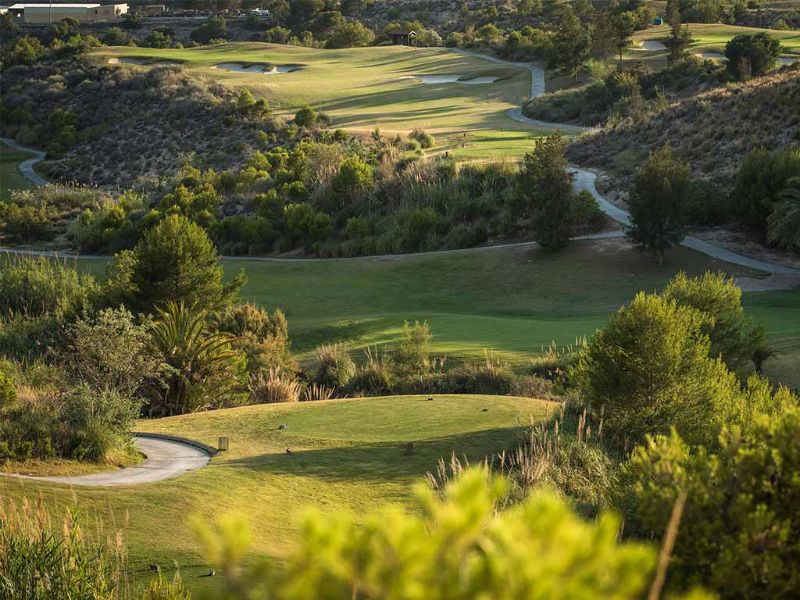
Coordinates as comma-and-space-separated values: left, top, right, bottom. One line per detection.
664, 1, 693, 62
554, 5, 591, 79
516, 134, 576, 250
626, 146, 690, 266
107, 214, 245, 313
610, 11, 637, 69
591, 10, 616, 60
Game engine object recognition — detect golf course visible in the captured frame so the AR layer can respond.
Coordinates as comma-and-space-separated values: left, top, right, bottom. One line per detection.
2, 18, 800, 597
0, 394, 554, 591
93, 43, 564, 159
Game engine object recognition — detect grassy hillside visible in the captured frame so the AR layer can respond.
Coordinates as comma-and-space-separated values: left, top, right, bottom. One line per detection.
1, 394, 554, 592
567, 69, 800, 187
92, 43, 560, 159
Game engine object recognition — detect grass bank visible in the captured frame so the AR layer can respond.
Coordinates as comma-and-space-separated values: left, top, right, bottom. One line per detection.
1, 394, 554, 593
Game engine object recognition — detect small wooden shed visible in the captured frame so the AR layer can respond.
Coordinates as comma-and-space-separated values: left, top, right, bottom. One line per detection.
389, 29, 417, 46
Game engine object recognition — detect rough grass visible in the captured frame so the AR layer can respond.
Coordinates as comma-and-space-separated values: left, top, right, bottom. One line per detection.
92, 43, 564, 159
0, 394, 555, 593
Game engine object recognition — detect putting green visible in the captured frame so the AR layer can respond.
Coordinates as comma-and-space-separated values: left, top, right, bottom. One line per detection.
91, 43, 566, 159
2, 394, 554, 592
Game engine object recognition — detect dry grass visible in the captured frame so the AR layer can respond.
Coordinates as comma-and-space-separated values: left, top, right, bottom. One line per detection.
568, 68, 800, 189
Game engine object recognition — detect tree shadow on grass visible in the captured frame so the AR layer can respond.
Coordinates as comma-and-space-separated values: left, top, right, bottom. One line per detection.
219, 426, 528, 483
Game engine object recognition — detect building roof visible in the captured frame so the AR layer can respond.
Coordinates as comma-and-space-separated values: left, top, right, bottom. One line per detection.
389, 29, 417, 35
9, 3, 103, 8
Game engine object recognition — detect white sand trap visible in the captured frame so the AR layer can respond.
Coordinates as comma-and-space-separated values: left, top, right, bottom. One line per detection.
108, 57, 181, 66
778, 56, 799, 65
458, 76, 499, 84
213, 63, 300, 74
109, 57, 143, 65
404, 74, 499, 85
695, 52, 727, 61
638, 40, 667, 51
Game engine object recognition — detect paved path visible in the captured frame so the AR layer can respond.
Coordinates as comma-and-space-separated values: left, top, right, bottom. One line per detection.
571, 168, 800, 275
1, 137, 48, 186
6, 435, 211, 487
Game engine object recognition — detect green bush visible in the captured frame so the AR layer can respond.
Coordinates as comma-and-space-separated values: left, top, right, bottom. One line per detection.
619, 402, 800, 598
443, 358, 515, 395
0, 371, 15, 407
313, 343, 356, 388
395, 320, 431, 375
0, 256, 99, 322
347, 349, 394, 396
572, 291, 740, 449
190, 468, 696, 600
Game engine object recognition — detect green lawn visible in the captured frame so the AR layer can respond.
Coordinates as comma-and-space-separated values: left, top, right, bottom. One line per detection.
633, 23, 800, 55
1, 394, 554, 593
68, 237, 800, 389
91, 43, 563, 159
0, 141, 33, 201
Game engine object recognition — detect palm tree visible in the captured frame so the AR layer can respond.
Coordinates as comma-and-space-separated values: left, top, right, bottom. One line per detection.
147, 301, 242, 416
767, 177, 800, 251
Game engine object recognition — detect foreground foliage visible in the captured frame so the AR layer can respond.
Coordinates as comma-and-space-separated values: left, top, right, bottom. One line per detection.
191, 468, 705, 600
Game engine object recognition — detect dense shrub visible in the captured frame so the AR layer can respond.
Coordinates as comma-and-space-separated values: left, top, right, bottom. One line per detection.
0, 371, 15, 406
248, 368, 301, 404
191, 468, 682, 599
725, 32, 782, 79
312, 343, 356, 388
346, 349, 394, 396
572, 291, 740, 449
619, 402, 800, 598
0, 384, 140, 462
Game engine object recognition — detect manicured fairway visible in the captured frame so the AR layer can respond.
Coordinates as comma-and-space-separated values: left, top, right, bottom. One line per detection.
633, 23, 800, 55
1, 394, 554, 592
0, 141, 33, 201
92, 43, 563, 158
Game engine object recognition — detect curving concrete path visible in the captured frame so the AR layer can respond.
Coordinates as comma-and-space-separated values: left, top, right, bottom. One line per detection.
6, 435, 211, 487
1, 136, 48, 186
571, 168, 800, 275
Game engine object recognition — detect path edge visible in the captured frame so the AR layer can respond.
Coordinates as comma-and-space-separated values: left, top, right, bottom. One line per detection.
132, 431, 219, 456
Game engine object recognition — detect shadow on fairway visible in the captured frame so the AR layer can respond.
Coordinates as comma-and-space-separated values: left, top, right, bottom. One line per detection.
219, 426, 529, 483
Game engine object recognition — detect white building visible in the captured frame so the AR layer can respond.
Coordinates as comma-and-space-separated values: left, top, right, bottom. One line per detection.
9, 3, 128, 24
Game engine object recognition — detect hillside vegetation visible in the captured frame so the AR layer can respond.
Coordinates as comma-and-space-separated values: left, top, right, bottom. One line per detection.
0, 58, 277, 186
567, 67, 800, 187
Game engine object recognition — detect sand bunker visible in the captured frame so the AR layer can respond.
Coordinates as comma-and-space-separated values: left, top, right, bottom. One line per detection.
213, 63, 300, 74
108, 57, 181, 66
402, 74, 499, 85
695, 52, 727, 61
637, 40, 667, 52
